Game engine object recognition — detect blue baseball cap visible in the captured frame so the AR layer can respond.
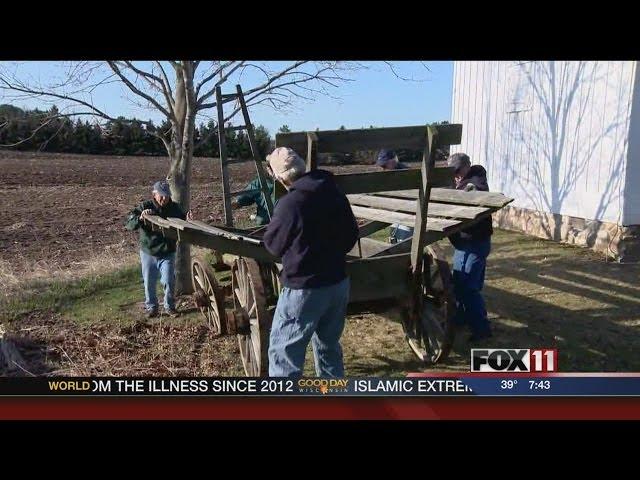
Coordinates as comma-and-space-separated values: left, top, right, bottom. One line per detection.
152, 180, 172, 197
376, 149, 396, 166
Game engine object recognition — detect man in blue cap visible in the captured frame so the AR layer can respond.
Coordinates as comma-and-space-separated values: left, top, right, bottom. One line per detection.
376, 149, 413, 243
447, 152, 493, 341
124, 180, 189, 318
376, 148, 409, 171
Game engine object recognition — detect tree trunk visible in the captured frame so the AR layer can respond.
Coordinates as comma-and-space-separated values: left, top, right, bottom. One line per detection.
166, 62, 196, 296
168, 160, 192, 295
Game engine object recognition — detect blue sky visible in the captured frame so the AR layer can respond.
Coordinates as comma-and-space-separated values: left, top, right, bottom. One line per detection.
0, 61, 453, 136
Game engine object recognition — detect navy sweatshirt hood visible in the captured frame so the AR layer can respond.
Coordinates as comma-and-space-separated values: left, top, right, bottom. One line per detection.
263, 169, 359, 289
458, 165, 489, 191
450, 164, 493, 245
288, 169, 337, 193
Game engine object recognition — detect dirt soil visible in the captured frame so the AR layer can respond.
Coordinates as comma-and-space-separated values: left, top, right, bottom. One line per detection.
0, 150, 375, 276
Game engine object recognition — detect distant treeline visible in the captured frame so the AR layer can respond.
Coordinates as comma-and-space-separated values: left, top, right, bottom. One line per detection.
0, 104, 272, 158
0, 105, 449, 163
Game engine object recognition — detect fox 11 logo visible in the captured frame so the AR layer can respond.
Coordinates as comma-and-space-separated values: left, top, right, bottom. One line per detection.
471, 349, 558, 372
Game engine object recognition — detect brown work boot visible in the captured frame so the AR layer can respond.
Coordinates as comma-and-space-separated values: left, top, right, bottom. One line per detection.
164, 307, 180, 318
145, 308, 159, 319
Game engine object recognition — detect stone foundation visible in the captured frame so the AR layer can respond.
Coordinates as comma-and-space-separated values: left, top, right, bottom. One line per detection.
492, 206, 640, 263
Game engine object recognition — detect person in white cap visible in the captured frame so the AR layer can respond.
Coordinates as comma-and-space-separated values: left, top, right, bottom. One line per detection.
124, 180, 189, 318
263, 147, 359, 377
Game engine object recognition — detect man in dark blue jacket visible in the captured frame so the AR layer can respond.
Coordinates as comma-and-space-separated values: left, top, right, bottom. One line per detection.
376, 149, 413, 243
447, 153, 493, 341
263, 147, 359, 377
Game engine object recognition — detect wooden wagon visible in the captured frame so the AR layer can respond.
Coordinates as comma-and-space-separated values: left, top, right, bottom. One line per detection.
143, 124, 513, 376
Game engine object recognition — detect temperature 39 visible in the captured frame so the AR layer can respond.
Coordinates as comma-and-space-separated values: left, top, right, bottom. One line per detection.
500, 380, 518, 390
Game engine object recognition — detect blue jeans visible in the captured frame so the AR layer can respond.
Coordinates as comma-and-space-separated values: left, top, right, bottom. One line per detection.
390, 225, 414, 243
452, 238, 491, 336
140, 250, 176, 312
268, 277, 350, 377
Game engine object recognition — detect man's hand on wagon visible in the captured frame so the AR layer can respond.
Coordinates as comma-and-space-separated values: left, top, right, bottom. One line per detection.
187, 210, 194, 221
140, 208, 154, 219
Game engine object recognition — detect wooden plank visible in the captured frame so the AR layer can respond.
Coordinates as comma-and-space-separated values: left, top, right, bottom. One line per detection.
333, 167, 453, 195
357, 220, 389, 238
375, 188, 514, 208
348, 194, 491, 219
149, 216, 263, 244
186, 220, 263, 245
350, 205, 461, 232
237, 84, 275, 222
143, 215, 173, 229
216, 86, 233, 226
346, 253, 412, 303
164, 217, 190, 230
276, 124, 462, 154
347, 237, 391, 258
146, 218, 276, 261
306, 132, 318, 171
190, 221, 259, 237
368, 232, 446, 258
178, 229, 278, 263
410, 125, 437, 289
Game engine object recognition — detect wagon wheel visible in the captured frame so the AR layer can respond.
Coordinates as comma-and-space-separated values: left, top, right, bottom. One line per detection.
231, 258, 272, 377
404, 244, 456, 364
266, 263, 283, 304
191, 257, 226, 334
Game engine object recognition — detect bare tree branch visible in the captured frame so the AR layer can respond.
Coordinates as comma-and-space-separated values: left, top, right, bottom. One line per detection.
154, 61, 174, 100
0, 111, 95, 148
0, 75, 114, 121
107, 61, 172, 120
195, 60, 236, 99
383, 61, 431, 82
121, 61, 176, 119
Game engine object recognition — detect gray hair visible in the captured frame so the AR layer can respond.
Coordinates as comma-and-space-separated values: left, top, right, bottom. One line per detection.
276, 157, 306, 184
447, 152, 471, 173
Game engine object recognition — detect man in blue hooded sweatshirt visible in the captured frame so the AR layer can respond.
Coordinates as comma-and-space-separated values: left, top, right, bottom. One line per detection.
447, 153, 494, 342
263, 147, 359, 377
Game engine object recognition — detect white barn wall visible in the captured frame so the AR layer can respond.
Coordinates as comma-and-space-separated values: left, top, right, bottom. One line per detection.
451, 61, 635, 225
623, 64, 640, 225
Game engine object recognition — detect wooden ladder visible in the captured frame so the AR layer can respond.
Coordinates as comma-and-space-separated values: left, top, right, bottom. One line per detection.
215, 84, 274, 227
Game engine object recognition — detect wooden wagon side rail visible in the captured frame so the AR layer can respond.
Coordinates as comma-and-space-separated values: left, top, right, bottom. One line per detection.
333, 167, 454, 193
376, 188, 512, 208
348, 194, 491, 218
141, 215, 279, 263
276, 124, 463, 154
348, 188, 515, 259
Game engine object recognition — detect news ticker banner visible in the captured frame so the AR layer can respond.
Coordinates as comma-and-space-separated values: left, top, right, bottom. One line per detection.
2, 374, 640, 397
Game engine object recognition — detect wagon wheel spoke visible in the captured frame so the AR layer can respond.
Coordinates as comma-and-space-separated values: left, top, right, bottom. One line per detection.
194, 273, 205, 290
430, 268, 441, 288
232, 258, 272, 377
191, 257, 225, 334
403, 245, 456, 364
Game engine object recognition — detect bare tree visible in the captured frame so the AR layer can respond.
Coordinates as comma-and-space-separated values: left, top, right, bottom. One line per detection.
0, 60, 363, 293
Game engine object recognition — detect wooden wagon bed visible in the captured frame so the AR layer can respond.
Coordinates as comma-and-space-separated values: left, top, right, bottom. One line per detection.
141, 122, 514, 373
